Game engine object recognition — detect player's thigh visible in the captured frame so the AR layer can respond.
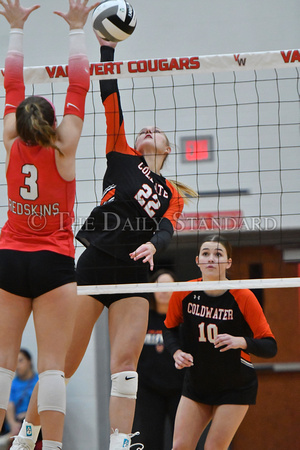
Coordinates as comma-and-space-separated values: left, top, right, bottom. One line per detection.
0, 290, 32, 369
172, 396, 212, 450
108, 297, 149, 373
33, 282, 77, 371
205, 404, 249, 450
64, 294, 104, 378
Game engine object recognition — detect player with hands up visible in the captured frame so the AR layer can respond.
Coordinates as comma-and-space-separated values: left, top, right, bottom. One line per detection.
0, 1, 96, 449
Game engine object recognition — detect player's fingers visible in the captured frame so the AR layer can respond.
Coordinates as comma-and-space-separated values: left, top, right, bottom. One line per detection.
219, 345, 230, 352
0, 1, 8, 11
89, 2, 101, 12
25, 4, 40, 18
53, 11, 65, 18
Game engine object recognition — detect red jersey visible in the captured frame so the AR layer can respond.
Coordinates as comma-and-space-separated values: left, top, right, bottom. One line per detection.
0, 139, 76, 258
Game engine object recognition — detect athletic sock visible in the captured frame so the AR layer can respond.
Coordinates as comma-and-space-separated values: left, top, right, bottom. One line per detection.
42, 440, 62, 450
19, 420, 41, 443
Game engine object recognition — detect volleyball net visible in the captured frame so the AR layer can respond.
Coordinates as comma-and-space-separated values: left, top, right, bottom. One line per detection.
1, 49, 300, 294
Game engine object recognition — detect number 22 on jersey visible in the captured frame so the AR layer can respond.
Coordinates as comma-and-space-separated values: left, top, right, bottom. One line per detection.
134, 183, 161, 218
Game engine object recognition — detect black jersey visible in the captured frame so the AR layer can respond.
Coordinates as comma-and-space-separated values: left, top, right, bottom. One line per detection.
137, 310, 184, 393
164, 279, 277, 402
76, 47, 184, 261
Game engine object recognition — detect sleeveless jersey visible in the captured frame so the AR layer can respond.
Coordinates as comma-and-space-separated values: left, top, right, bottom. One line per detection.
165, 279, 276, 394
76, 48, 184, 260
0, 139, 76, 258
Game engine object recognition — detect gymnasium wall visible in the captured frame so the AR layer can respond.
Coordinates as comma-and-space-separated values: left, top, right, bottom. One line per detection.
0, 1, 299, 449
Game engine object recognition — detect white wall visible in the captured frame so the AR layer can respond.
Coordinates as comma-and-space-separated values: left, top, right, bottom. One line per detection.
0, 1, 300, 449
1, 0, 300, 66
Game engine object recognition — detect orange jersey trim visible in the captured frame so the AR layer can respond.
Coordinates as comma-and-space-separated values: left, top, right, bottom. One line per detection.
103, 92, 140, 157
101, 186, 116, 205
230, 289, 275, 340
164, 180, 184, 229
164, 278, 201, 328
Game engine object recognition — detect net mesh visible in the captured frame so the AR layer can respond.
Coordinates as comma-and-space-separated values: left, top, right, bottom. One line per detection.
1, 50, 300, 294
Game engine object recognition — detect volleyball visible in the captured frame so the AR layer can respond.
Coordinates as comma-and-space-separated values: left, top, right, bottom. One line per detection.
92, 0, 137, 42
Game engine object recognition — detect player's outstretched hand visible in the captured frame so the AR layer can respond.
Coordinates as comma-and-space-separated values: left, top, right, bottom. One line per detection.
130, 242, 157, 271
54, 0, 100, 30
0, 0, 40, 28
94, 32, 117, 49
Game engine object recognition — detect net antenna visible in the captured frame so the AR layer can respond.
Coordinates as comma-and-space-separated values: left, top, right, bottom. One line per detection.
1, 48, 300, 295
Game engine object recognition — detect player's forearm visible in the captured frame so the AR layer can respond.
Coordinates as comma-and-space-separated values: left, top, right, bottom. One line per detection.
64, 29, 90, 121
150, 218, 174, 254
4, 29, 25, 116
99, 45, 118, 102
245, 336, 277, 358
162, 325, 181, 356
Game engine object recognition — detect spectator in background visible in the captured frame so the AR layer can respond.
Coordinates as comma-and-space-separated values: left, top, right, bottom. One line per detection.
133, 269, 185, 450
0, 349, 41, 450
6, 349, 39, 439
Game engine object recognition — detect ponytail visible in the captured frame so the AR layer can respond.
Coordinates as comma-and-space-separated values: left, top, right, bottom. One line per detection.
168, 179, 198, 205
16, 96, 60, 152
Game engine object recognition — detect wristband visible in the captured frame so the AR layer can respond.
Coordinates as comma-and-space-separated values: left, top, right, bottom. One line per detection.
69, 28, 86, 57
8, 28, 24, 54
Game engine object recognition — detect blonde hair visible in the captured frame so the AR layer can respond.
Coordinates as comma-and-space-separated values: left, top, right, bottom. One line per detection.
135, 127, 199, 205
168, 179, 198, 205
163, 136, 198, 205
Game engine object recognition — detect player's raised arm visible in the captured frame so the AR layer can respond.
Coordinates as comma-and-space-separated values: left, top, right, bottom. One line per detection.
1, 0, 40, 152
54, 0, 100, 160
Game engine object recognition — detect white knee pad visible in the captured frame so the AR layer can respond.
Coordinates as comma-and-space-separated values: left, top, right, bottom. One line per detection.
0, 367, 14, 410
38, 370, 66, 415
111, 371, 138, 399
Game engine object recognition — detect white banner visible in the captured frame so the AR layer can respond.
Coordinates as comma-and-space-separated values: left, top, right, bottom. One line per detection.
1, 49, 300, 85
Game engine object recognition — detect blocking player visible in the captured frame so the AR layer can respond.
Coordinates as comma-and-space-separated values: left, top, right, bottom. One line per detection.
0, 1, 97, 449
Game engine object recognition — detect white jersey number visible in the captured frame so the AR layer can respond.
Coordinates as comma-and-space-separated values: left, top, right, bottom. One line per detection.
134, 183, 161, 218
198, 322, 218, 343
20, 164, 38, 200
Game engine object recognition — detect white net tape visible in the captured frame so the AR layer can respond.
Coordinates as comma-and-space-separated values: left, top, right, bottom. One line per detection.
77, 277, 300, 296
1, 49, 300, 295
1, 48, 300, 84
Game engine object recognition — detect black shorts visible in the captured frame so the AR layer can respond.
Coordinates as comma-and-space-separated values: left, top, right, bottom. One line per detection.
0, 249, 76, 298
182, 371, 258, 405
76, 244, 150, 307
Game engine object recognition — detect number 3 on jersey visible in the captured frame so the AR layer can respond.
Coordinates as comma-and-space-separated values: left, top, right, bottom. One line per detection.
20, 164, 38, 201
134, 183, 161, 217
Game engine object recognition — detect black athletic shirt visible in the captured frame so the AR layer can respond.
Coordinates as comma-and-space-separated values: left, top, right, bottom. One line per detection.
76, 46, 184, 261
137, 310, 184, 393
164, 279, 277, 394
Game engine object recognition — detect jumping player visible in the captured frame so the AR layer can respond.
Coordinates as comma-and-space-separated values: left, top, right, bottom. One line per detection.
164, 234, 277, 450
0, 1, 98, 449
133, 269, 185, 449
10, 35, 196, 450
74, 37, 195, 450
